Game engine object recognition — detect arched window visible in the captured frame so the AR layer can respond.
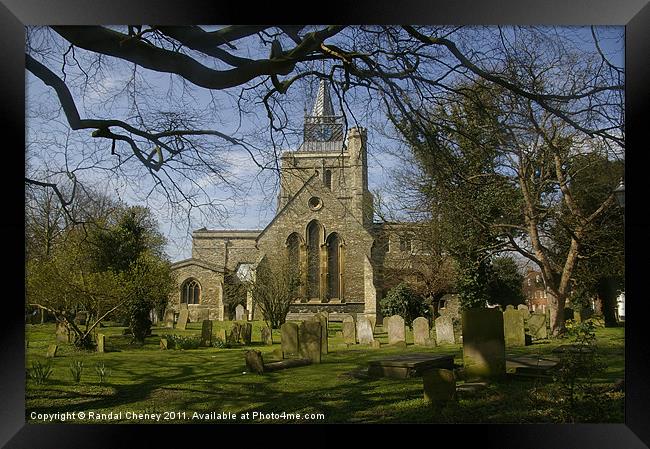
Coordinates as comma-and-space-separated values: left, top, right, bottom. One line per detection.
286, 233, 302, 276
327, 232, 343, 300
306, 221, 322, 299
324, 169, 332, 189
181, 278, 201, 304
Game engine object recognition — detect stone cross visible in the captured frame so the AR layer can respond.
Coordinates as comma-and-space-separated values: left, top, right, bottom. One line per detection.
435, 315, 455, 345
356, 316, 374, 344
386, 315, 406, 345
177, 309, 189, 330
412, 317, 430, 346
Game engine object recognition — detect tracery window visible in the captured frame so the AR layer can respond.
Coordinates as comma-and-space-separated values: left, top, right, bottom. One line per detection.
181, 278, 201, 304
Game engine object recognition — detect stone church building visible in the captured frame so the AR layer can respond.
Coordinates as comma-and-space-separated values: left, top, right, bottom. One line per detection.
169, 81, 423, 323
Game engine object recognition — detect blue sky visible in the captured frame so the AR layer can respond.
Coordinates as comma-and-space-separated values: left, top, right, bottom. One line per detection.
25, 26, 624, 262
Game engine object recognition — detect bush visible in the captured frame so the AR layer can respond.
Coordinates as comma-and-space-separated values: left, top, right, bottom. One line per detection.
212, 337, 230, 349
95, 362, 112, 384
29, 361, 53, 385
379, 283, 429, 326
161, 334, 201, 350
69, 360, 84, 383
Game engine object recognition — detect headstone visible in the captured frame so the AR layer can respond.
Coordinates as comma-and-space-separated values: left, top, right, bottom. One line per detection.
462, 308, 506, 379
241, 323, 252, 345
245, 350, 265, 374
517, 304, 531, 320
371, 340, 381, 349
160, 338, 168, 350
423, 369, 456, 403
342, 316, 356, 344
299, 321, 322, 363
198, 307, 210, 322
177, 309, 189, 330
163, 309, 175, 328
386, 315, 406, 345
215, 328, 227, 344
281, 322, 300, 358
200, 320, 213, 347
356, 316, 374, 344
503, 305, 526, 347
313, 313, 328, 354
435, 315, 455, 345
227, 323, 241, 345
96, 333, 106, 353
528, 313, 548, 340
235, 304, 245, 321
46, 344, 58, 358
55, 322, 70, 343
261, 326, 273, 345
412, 317, 430, 346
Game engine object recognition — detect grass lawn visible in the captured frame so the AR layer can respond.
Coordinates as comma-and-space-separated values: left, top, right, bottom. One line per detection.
25, 321, 625, 424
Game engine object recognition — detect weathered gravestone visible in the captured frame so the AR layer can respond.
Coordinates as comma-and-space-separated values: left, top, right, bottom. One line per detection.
235, 304, 245, 321
245, 350, 265, 374
281, 322, 300, 358
96, 333, 106, 353
503, 305, 526, 347
46, 344, 58, 358
356, 316, 374, 344
412, 317, 430, 346
159, 338, 168, 350
528, 313, 548, 340
342, 316, 356, 344
299, 321, 322, 363
177, 309, 189, 330
241, 323, 252, 345
316, 313, 329, 354
215, 328, 227, 344
197, 307, 210, 322
462, 308, 506, 379
387, 315, 406, 345
226, 323, 241, 345
261, 326, 273, 345
55, 322, 70, 343
435, 315, 455, 345
423, 368, 456, 403
517, 304, 531, 321
163, 309, 175, 328
200, 320, 213, 347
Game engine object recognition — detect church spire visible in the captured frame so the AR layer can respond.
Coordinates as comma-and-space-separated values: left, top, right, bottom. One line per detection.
310, 79, 334, 117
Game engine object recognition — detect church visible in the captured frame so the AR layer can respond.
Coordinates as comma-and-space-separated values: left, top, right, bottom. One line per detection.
169, 80, 425, 323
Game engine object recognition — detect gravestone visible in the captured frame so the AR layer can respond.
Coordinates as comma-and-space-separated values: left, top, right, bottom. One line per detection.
386, 315, 406, 345
198, 308, 210, 322
528, 313, 548, 340
55, 322, 70, 343
177, 309, 189, 330
241, 322, 252, 344
226, 323, 241, 345
503, 305, 526, 347
46, 344, 58, 358
160, 338, 168, 350
97, 333, 106, 353
462, 308, 506, 379
313, 312, 328, 354
435, 316, 455, 345
299, 321, 322, 363
517, 304, 531, 321
235, 304, 245, 321
342, 316, 357, 344
412, 317, 430, 346
261, 326, 273, 345
423, 369, 456, 403
163, 309, 175, 328
215, 328, 227, 344
281, 322, 300, 358
356, 316, 374, 344
200, 320, 213, 347
245, 350, 265, 374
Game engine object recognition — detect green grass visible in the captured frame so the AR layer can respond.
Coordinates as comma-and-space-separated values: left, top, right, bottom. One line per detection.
25, 321, 624, 424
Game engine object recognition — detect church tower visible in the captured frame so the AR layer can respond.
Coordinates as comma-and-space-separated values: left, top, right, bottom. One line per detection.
278, 79, 374, 227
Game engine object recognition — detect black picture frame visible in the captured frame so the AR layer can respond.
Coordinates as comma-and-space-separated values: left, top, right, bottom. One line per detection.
2, 1, 648, 447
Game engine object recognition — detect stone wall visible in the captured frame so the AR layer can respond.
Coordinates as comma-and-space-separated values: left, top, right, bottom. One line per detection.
169, 261, 225, 321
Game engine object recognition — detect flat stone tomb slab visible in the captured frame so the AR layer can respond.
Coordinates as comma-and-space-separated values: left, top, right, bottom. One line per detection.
368, 353, 455, 379
506, 355, 559, 375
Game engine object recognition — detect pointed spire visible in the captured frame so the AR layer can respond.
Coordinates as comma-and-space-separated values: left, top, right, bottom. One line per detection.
310, 79, 334, 117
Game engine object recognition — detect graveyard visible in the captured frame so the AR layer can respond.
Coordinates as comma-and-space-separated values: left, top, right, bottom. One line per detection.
25, 313, 625, 424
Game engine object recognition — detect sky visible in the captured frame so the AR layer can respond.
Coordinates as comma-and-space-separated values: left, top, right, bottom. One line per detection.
25, 25, 625, 263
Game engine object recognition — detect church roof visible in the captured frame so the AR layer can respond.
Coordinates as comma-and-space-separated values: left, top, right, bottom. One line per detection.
311, 79, 334, 117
